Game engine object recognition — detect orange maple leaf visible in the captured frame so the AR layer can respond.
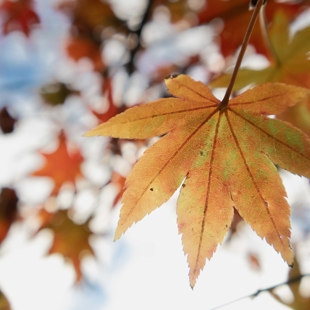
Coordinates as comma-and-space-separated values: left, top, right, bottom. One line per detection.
32, 131, 84, 196
85, 74, 310, 287
66, 35, 105, 72
39, 209, 94, 282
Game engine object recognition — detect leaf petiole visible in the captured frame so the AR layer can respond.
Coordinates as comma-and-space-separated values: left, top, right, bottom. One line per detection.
259, 2, 280, 66
219, 0, 266, 110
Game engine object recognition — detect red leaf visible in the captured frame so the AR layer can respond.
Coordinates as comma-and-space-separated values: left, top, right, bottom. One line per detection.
32, 131, 84, 196
91, 78, 119, 123
0, 0, 40, 36
66, 35, 105, 72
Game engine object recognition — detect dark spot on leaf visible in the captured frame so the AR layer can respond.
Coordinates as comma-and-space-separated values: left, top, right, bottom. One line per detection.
182, 184, 186, 188
264, 201, 268, 207
150, 188, 153, 191
200, 151, 204, 156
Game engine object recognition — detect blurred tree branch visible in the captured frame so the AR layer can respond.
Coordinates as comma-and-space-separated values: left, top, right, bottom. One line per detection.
209, 273, 310, 310
126, 0, 153, 74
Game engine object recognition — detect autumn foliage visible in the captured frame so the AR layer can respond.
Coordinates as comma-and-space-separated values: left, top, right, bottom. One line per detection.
1, 0, 310, 307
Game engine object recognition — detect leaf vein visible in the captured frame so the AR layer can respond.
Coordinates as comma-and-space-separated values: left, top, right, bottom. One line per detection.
230, 108, 310, 162
172, 79, 219, 104
193, 112, 222, 275
225, 111, 285, 248
229, 93, 286, 107
125, 108, 220, 219
115, 105, 218, 125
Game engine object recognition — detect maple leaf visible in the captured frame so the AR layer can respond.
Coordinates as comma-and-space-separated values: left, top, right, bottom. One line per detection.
0, 0, 40, 36
210, 12, 310, 90
66, 35, 105, 72
198, 0, 309, 57
32, 131, 84, 196
91, 78, 119, 123
60, 0, 120, 73
38, 209, 94, 282
86, 74, 310, 287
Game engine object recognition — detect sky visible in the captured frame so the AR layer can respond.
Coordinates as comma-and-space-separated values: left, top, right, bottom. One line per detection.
0, 1, 309, 310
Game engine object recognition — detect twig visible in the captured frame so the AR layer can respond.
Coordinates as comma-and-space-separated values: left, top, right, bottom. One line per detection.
209, 273, 310, 310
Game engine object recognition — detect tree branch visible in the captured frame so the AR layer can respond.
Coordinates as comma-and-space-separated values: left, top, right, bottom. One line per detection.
126, 0, 153, 75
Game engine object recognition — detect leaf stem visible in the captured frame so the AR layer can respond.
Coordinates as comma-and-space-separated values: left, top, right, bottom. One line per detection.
259, 2, 280, 66
219, 0, 265, 110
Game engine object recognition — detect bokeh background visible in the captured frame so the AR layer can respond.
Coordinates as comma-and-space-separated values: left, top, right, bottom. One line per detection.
0, 0, 309, 309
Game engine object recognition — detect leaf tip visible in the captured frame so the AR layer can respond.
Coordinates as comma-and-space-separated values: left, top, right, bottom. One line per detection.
83, 131, 93, 137
189, 269, 200, 288
114, 230, 122, 241
164, 73, 180, 80
190, 280, 196, 289
114, 223, 127, 241
83, 128, 104, 137
288, 261, 294, 268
